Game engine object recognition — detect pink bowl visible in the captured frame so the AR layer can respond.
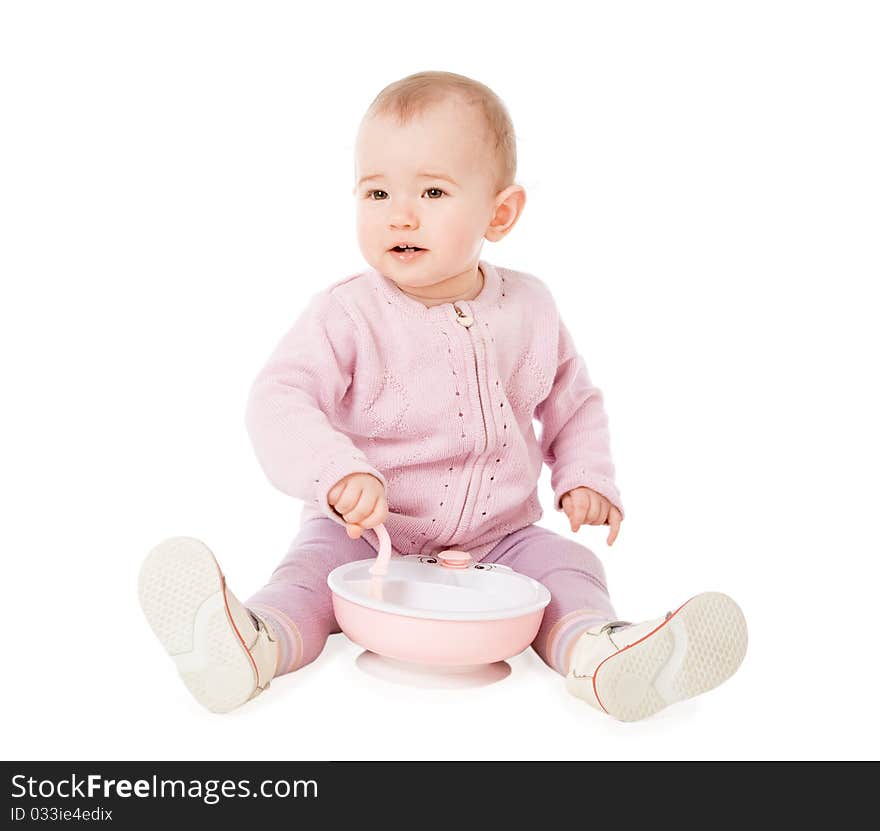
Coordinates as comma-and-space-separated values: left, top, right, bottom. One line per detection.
327, 527, 551, 666
332, 593, 546, 666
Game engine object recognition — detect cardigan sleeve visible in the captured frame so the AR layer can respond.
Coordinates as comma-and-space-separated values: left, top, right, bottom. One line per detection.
244, 290, 386, 525
534, 313, 624, 518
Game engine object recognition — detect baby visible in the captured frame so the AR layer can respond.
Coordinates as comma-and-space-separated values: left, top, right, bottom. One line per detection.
139, 71, 747, 722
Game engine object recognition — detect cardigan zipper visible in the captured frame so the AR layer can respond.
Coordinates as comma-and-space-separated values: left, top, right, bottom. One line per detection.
449, 303, 488, 540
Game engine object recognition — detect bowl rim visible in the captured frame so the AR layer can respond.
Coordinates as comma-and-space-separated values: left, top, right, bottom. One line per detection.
327, 558, 552, 622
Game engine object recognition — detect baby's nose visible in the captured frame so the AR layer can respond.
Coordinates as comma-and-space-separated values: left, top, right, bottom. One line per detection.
390, 206, 419, 229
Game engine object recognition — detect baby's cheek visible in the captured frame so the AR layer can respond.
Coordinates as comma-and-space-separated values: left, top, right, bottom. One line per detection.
355, 215, 373, 246
446, 222, 480, 256
356, 206, 381, 234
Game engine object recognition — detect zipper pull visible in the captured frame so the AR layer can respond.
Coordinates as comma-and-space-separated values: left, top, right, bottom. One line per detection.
453, 304, 474, 328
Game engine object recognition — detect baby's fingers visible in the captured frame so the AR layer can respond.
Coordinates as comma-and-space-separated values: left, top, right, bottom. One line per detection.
327, 480, 345, 506
343, 491, 378, 538
586, 495, 608, 525
586, 493, 608, 525
562, 491, 583, 531
561, 493, 574, 527
567, 490, 591, 531
342, 488, 375, 525
332, 482, 363, 516
606, 507, 622, 546
358, 499, 390, 532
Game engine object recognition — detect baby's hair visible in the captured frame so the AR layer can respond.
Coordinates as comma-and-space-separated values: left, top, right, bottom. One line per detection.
361, 70, 517, 193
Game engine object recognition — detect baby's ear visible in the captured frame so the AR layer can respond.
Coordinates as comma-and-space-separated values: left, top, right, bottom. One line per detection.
486, 185, 527, 242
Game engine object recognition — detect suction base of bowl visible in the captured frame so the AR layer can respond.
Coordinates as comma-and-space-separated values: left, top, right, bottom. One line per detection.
355, 650, 512, 689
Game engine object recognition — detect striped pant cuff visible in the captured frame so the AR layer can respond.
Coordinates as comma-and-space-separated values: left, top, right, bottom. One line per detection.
247, 603, 304, 677
545, 609, 613, 676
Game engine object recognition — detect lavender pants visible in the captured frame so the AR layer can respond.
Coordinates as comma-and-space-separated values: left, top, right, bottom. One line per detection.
245, 518, 617, 677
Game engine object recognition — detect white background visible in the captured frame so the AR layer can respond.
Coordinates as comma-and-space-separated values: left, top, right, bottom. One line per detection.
2, 1, 877, 762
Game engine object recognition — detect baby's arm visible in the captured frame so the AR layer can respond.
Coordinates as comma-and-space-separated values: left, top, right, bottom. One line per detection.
535, 313, 624, 540
244, 291, 386, 525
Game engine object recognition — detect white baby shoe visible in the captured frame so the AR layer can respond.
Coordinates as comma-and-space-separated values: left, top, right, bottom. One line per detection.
565, 592, 747, 722
138, 537, 278, 713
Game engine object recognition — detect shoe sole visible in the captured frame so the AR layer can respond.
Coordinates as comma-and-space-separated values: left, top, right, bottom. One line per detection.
593, 592, 748, 722
138, 537, 259, 713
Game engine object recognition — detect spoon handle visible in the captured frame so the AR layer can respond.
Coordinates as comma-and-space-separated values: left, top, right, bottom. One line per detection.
368, 523, 392, 576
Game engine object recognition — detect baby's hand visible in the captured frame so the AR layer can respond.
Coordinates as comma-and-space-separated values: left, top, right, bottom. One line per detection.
327, 473, 389, 539
561, 487, 622, 546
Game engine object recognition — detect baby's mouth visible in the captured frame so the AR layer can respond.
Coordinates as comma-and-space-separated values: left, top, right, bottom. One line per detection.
389, 245, 426, 253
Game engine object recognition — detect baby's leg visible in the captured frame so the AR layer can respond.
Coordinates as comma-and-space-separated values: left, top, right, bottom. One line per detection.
485, 526, 748, 721
139, 517, 374, 713
481, 525, 618, 676
245, 517, 375, 677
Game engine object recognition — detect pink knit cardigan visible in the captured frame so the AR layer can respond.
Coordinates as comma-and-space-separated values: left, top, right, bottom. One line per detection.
245, 259, 623, 560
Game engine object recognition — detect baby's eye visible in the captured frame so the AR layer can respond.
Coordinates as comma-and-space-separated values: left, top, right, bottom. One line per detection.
366, 188, 445, 200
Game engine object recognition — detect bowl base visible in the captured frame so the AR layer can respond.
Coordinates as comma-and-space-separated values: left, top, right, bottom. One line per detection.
355, 650, 512, 689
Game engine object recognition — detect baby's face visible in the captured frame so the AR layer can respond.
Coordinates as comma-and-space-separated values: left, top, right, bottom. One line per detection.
354, 97, 501, 291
